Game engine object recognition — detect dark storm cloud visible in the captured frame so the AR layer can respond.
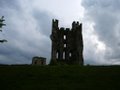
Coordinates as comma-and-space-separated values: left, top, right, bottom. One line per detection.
0, 0, 19, 8
82, 0, 120, 64
33, 10, 52, 36
0, 0, 53, 64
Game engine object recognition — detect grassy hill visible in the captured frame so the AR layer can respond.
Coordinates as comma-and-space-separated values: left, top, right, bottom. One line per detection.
0, 65, 120, 90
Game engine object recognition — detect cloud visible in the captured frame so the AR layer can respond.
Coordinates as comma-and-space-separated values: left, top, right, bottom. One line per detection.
2, 0, 118, 65
0, 0, 53, 64
0, 0, 20, 9
82, 0, 120, 65
32, 10, 53, 36
0, 0, 85, 65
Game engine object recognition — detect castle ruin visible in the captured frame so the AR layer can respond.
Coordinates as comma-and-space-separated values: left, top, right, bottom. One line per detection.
50, 19, 84, 65
32, 56, 46, 65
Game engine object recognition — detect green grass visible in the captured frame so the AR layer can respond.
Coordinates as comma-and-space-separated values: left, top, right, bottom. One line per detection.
0, 65, 120, 90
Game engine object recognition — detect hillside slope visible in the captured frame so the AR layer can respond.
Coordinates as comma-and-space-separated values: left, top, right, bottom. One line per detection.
0, 65, 120, 90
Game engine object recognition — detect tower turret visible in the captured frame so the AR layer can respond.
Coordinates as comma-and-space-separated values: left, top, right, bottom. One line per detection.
50, 19, 84, 65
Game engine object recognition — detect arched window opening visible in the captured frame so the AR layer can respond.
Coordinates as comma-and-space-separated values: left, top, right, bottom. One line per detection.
63, 52, 65, 60
56, 52, 59, 59
69, 52, 72, 57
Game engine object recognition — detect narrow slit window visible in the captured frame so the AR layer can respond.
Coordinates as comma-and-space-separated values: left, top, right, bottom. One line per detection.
56, 52, 59, 59
64, 35, 66, 40
69, 53, 72, 57
63, 52, 65, 59
64, 44, 66, 48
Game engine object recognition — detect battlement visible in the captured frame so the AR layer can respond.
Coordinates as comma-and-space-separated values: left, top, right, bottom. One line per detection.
52, 19, 82, 32
52, 19, 58, 23
72, 21, 82, 30
66, 28, 70, 31
60, 27, 64, 30
52, 19, 59, 28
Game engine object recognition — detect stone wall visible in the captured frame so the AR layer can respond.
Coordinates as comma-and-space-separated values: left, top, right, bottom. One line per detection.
32, 56, 46, 65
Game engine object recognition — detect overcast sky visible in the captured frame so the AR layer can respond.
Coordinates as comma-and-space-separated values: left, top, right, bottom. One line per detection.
0, 0, 120, 65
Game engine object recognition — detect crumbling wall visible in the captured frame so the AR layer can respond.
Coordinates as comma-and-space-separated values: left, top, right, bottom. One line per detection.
32, 56, 46, 65
50, 19, 84, 65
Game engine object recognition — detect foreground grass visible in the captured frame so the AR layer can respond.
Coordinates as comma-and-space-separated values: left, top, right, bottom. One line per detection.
0, 65, 120, 90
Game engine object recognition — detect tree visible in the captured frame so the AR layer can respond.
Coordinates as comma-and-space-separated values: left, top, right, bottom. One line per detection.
0, 16, 7, 43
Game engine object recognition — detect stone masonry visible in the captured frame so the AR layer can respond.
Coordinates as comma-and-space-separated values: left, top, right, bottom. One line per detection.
50, 19, 84, 65
32, 56, 46, 65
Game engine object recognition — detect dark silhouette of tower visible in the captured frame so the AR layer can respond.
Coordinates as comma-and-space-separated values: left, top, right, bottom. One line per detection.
50, 19, 84, 65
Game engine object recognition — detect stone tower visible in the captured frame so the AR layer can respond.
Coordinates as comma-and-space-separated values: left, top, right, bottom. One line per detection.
50, 19, 84, 65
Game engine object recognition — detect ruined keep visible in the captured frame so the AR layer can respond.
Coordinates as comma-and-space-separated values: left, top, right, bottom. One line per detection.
50, 19, 84, 65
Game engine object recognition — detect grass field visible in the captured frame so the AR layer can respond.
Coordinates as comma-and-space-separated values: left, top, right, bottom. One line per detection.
0, 65, 120, 90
